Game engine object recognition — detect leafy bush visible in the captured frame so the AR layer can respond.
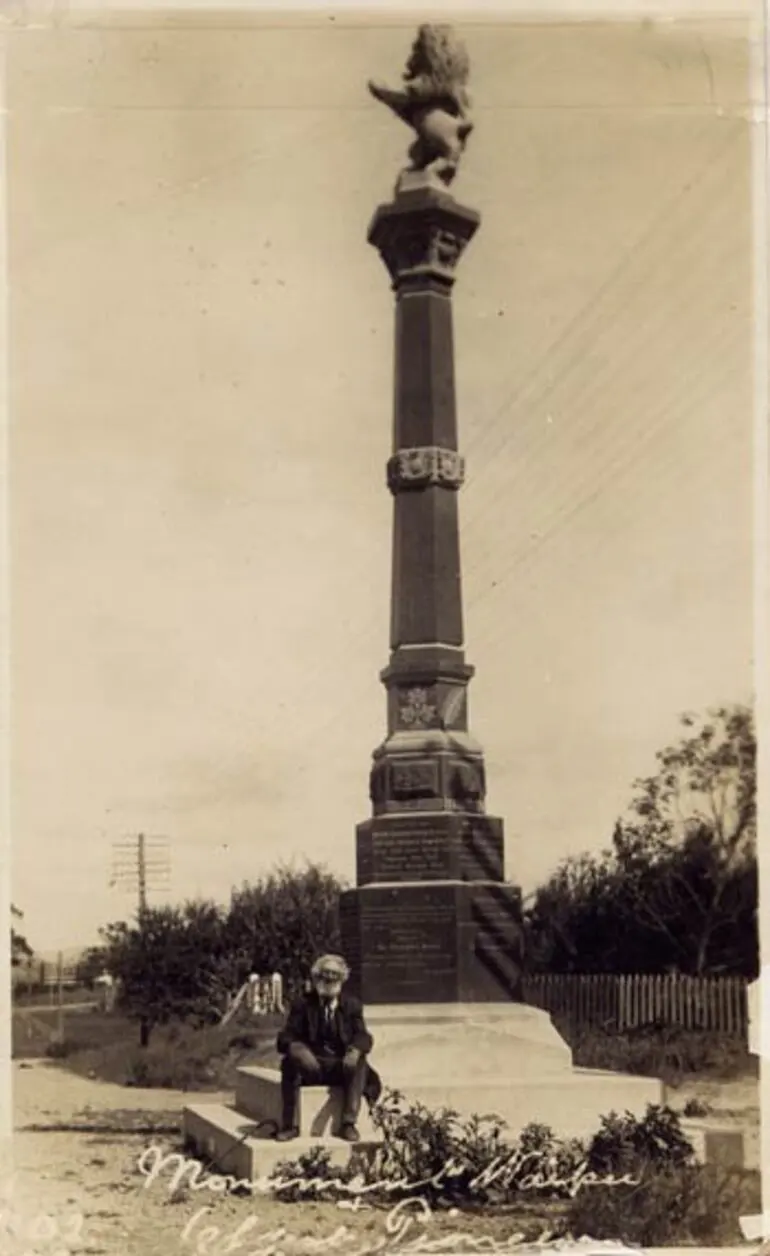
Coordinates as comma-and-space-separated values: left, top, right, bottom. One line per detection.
682, 1096, 712, 1117
274, 1093, 692, 1211
270, 1146, 363, 1202
585, 1104, 694, 1176
373, 1093, 507, 1203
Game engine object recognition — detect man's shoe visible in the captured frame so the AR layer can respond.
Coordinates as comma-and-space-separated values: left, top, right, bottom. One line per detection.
338, 1124, 360, 1143
275, 1127, 299, 1142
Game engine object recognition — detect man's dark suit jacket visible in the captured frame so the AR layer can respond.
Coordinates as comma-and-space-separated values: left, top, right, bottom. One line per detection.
276, 989, 382, 1105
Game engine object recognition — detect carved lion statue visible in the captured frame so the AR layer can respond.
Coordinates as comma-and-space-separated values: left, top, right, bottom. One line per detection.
368, 25, 474, 186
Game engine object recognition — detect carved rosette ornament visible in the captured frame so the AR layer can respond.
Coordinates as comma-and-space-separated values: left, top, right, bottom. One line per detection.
387, 446, 465, 493
397, 686, 439, 730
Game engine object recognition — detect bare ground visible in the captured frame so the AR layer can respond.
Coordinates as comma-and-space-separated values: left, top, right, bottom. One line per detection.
8, 1061, 557, 1256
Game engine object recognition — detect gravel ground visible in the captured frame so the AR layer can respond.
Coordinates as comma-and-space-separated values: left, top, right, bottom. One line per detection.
8, 1061, 555, 1256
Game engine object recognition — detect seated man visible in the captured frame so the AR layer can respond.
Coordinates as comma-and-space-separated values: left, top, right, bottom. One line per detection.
275, 953, 381, 1142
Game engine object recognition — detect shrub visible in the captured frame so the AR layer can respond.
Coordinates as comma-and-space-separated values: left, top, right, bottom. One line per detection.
203, 1088, 755, 1246
370, 1090, 517, 1204
270, 1146, 363, 1202
275, 1093, 694, 1213
566, 1164, 761, 1247
682, 1096, 712, 1117
585, 1104, 694, 1176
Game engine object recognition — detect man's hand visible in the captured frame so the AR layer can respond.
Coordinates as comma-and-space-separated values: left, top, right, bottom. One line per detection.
343, 1047, 362, 1070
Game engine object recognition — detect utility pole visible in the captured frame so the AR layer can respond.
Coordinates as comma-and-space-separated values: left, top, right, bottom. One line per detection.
56, 950, 64, 1042
138, 833, 146, 912
110, 834, 171, 917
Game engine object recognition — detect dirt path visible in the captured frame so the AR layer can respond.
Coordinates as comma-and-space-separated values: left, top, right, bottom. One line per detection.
7, 1061, 483, 1256
9, 1060, 260, 1256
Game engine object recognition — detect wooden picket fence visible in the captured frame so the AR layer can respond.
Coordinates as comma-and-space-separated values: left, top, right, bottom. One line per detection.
521, 973, 748, 1038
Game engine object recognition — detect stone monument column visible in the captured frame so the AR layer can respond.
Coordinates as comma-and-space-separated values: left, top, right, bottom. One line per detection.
340, 27, 523, 1006
183, 27, 665, 1160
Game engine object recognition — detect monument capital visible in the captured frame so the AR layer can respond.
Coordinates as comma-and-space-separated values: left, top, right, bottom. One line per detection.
368, 182, 480, 292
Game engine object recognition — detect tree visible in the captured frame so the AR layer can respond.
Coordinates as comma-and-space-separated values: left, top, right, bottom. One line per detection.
524, 852, 625, 973
99, 901, 230, 1046
97, 861, 347, 1044
10, 903, 33, 969
524, 705, 757, 977
224, 861, 346, 998
612, 705, 756, 976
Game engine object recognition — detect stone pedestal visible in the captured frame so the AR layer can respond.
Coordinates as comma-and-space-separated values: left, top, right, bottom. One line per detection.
341, 880, 522, 1004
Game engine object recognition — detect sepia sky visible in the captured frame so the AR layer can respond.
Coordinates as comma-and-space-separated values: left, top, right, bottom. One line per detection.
7, 11, 755, 954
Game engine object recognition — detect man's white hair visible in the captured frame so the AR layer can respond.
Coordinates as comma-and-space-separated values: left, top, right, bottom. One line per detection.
311, 953, 350, 979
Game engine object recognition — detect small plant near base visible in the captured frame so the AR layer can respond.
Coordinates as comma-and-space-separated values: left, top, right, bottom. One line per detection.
585, 1103, 695, 1177
682, 1096, 712, 1117
270, 1146, 362, 1202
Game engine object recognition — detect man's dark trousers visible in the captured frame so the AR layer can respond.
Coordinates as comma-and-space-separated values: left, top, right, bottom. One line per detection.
280, 1048, 368, 1131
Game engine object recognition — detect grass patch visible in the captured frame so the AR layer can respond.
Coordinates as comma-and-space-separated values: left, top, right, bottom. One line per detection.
558, 1019, 755, 1085
18, 1108, 182, 1135
13, 1005, 132, 1059
13, 985, 94, 1007
32, 1012, 284, 1090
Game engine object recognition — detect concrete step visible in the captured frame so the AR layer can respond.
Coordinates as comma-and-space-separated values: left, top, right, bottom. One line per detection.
183, 1102, 379, 1183
235, 1065, 380, 1140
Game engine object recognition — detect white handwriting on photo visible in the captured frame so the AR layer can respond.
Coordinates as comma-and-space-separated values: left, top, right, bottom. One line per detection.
137, 1144, 640, 1256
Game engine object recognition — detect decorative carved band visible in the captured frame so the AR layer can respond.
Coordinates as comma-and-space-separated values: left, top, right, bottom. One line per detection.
387, 446, 465, 492
377, 225, 469, 286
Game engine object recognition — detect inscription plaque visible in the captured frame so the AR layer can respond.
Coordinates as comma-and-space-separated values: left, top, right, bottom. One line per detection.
359, 885, 459, 1001
356, 814, 504, 885
340, 879, 523, 1003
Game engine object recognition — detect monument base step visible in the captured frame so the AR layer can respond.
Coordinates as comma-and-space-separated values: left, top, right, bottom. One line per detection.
182, 1102, 379, 1183
235, 1066, 380, 1140
371, 1068, 662, 1142
357, 1003, 664, 1142
363, 1002, 572, 1078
